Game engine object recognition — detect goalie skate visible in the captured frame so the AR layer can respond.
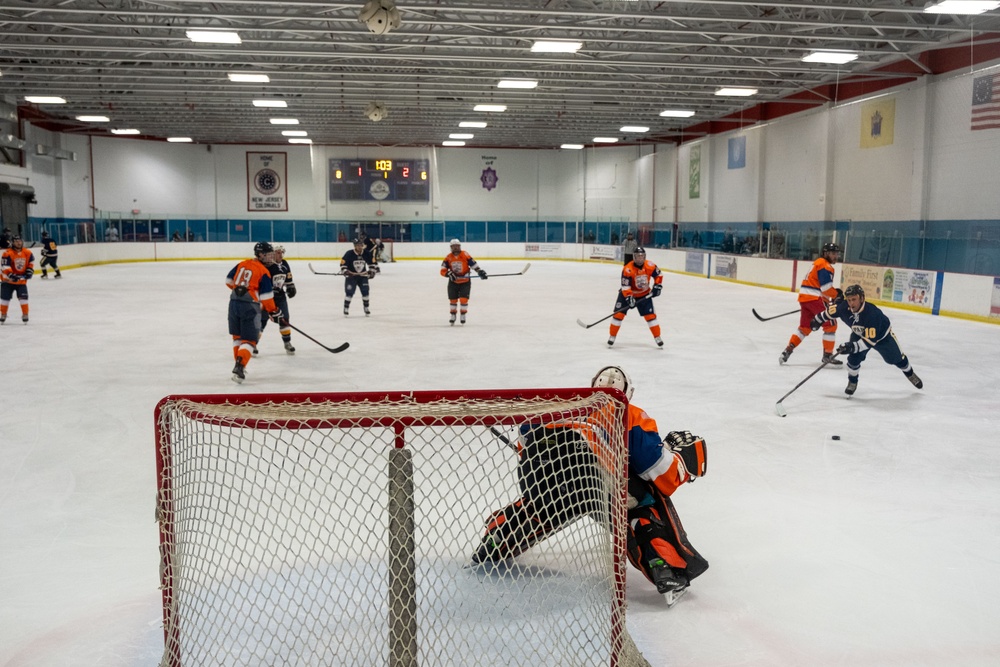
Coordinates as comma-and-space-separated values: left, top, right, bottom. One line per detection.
662, 583, 689, 608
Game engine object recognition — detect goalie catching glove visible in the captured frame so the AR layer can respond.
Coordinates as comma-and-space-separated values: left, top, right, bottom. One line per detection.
664, 431, 707, 481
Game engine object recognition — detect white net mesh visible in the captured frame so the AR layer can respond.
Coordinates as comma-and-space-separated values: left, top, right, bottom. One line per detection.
155, 390, 649, 667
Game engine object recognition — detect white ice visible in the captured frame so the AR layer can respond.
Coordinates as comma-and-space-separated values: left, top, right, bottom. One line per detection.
1, 258, 998, 666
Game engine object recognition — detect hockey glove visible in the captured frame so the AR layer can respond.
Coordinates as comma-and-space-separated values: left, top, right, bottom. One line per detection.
285, 283, 297, 298
626, 295, 636, 309
837, 340, 862, 355
24, 268, 33, 279
652, 284, 662, 298
268, 308, 285, 324
664, 431, 707, 481
446, 269, 457, 282
477, 269, 488, 280
367, 268, 377, 279
809, 315, 825, 331
835, 288, 844, 301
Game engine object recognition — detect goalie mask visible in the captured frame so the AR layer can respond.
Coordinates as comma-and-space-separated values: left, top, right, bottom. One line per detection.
591, 366, 634, 401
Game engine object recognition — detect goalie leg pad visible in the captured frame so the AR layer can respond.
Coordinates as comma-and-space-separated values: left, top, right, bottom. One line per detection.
471, 500, 549, 564
628, 491, 708, 582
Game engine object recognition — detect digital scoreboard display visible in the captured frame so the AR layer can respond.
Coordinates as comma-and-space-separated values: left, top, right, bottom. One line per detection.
328, 158, 430, 201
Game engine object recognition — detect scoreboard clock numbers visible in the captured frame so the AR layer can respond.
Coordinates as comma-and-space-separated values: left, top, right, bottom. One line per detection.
329, 158, 430, 201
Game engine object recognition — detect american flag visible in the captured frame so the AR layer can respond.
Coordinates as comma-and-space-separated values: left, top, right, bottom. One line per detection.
971, 73, 1000, 131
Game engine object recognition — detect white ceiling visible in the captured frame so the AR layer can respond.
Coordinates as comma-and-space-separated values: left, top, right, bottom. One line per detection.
2, 0, 999, 148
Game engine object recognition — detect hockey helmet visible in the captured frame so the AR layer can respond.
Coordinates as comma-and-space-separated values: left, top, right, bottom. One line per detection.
253, 241, 274, 257
844, 284, 865, 299
449, 238, 461, 249
822, 242, 841, 255
41, 230, 50, 238
352, 237, 365, 247
273, 244, 286, 254
591, 366, 634, 401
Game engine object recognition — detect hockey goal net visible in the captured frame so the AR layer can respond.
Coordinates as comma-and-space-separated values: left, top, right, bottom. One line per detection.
154, 389, 650, 667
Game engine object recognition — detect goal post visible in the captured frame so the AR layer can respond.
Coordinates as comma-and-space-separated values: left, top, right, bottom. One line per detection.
155, 389, 650, 667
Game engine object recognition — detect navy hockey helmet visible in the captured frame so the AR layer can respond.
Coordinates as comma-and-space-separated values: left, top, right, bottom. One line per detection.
41, 230, 50, 238
352, 237, 365, 247
253, 241, 274, 257
822, 242, 841, 254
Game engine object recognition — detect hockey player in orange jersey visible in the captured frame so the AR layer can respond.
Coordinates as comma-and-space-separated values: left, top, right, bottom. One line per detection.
440, 238, 487, 325
226, 242, 285, 383
608, 246, 664, 347
471, 366, 708, 606
780, 242, 842, 365
0, 235, 34, 324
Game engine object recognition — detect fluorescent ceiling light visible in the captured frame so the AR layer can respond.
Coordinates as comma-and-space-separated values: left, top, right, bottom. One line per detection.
269, 118, 299, 125
620, 125, 649, 133
442, 140, 466, 146
449, 133, 474, 139
593, 137, 619, 143
459, 121, 487, 128
715, 87, 758, 97
497, 79, 538, 89
802, 51, 858, 64
923, 1, 999, 14
281, 130, 308, 137
186, 30, 242, 44
24, 96, 66, 104
228, 72, 270, 82
111, 129, 140, 135
660, 109, 696, 118
253, 99, 287, 108
288, 138, 312, 144
76, 115, 110, 122
473, 104, 507, 112
531, 40, 583, 53
560, 144, 584, 150
167, 137, 192, 143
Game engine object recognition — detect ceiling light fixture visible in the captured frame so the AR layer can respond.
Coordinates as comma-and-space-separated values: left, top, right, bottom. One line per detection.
531, 40, 583, 53
593, 137, 618, 143
111, 129, 140, 135
560, 144, 584, 150
253, 100, 287, 108
715, 87, 758, 97
76, 115, 110, 122
473, 104, 507, 112
660, 110, 696, 118
459, 121, 487, 128
288, 138, 313, 144
269, 118, 299, 125
24, 96, 66, 104
497, 79, 538, 89
923, 1, 1000, 14
281, 130, 308, 137
228, 72, 270, 82
167, 137, 192, 143
442, 140, 466, 146
449, 133, 474, 139
186, 30, 241, 44
802, 51, 859, 64
620, 126, 649, 133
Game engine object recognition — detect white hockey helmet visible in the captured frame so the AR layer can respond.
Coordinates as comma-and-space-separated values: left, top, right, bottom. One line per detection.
449, 238, 461, 248
591, 366, 634, 401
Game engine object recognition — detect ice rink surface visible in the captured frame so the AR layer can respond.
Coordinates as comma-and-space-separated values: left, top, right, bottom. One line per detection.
1, 256, 998, 666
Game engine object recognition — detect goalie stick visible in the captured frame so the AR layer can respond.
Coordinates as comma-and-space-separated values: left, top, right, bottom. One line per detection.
576, 295, 653, 329
775, 353, 841, 417
284, 321, 349, 354
752, 308, 799, 322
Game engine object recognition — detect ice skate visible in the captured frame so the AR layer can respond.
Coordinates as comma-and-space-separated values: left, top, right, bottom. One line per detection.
822, 353, 843, 366
22, 315, 28, 324
845, 378, 858, 396
41, 271, 49, 279
654, 336, 663, 347
607, 336, 616, 347
252, 345, 259, 356
231, 361, 246, 384
449, 314, 456, 326
284, 341, 296, 355
460, 314, 466, 325
649, 560, 689, 608
779, 345, 794, 364
343, 307, 349, 316
364, 305, 371, 317
0, 313, 5, 324
907, 372, 923, 389
54, 272, 62, 279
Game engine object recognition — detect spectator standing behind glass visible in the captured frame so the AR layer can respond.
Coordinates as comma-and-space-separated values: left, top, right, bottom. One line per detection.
621, 231, 638, 265
171, 231, 183, 242
105, 225, 119, 242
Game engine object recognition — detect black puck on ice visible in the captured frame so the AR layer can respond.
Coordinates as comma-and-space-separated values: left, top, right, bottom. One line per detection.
831, 435, 841, 440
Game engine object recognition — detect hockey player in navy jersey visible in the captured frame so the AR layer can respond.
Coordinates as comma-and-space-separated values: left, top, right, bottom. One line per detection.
340, 238, 379, 316
810, 284, 923, 396
258, 244, 296, 354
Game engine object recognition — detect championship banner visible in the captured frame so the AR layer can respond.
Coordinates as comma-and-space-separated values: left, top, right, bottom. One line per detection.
247, 152, 288, 212
860, 97, 895, 149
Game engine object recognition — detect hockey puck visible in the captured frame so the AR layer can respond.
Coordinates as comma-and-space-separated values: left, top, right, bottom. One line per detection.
831, 435, 841, 440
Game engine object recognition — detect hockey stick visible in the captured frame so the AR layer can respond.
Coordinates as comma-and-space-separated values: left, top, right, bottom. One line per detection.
490, 426, 518, 453
775, 353, 840, 417
752, 308, 799, 322
284, 322, 349, 354
576, 295, 654, 329
307, 262, 343, 276
476, 263, 531, 278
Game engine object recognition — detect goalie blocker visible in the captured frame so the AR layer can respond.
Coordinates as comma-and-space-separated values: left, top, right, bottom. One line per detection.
472, 422, 709, 602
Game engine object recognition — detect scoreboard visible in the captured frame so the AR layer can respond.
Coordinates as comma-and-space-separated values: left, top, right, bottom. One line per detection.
329, 158, 430, 201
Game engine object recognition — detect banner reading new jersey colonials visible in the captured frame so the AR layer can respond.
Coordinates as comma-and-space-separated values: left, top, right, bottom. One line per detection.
247, 152, 288, 212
